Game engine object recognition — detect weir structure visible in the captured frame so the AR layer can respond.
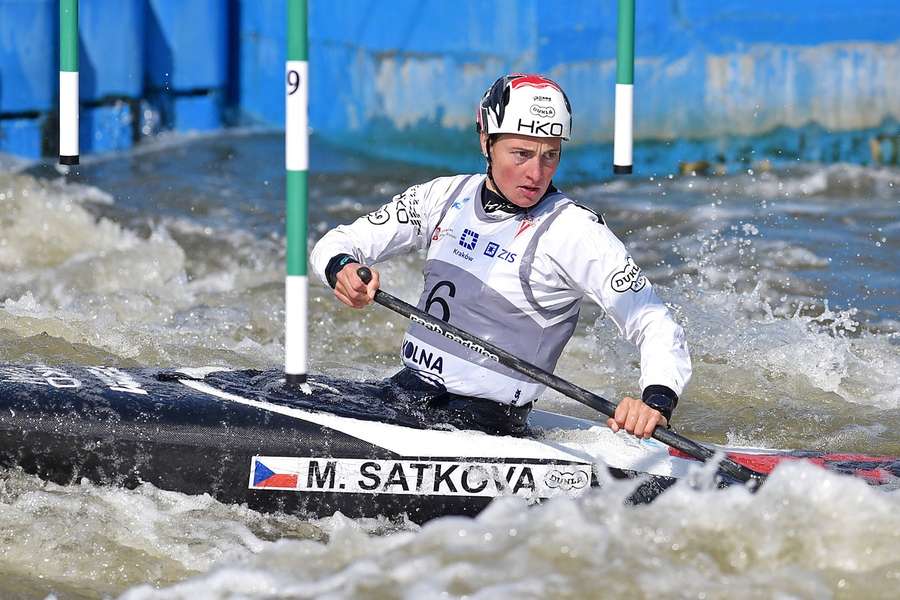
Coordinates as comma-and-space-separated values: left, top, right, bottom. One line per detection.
3, 1, 898, 173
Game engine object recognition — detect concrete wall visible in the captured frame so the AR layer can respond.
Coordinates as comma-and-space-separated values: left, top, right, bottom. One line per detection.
1, 0, 898, 174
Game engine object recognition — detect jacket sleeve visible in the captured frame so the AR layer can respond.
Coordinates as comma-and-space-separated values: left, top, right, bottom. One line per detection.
310, 176, 466, 286
553, 207, 692, 397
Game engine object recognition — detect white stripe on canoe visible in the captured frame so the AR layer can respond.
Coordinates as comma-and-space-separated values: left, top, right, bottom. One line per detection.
180, 378, 594, 463
179, 377, 694, 477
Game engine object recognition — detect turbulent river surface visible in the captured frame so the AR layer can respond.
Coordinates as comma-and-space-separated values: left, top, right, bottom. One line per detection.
0, 131, 898, 599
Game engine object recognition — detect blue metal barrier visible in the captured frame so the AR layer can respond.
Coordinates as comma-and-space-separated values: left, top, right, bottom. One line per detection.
0, 0, 55, 114
145, 0, 228, 131
79, 0, 144, 101
0, 0, 55, 158
0, 0, 898, 167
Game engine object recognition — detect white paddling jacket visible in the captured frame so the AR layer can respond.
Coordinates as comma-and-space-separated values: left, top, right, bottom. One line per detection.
311, 174, 691, 407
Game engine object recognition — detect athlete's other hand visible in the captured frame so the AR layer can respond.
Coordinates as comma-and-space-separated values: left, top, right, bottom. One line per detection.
607, 396, 667, 439
334, 264, 379, 308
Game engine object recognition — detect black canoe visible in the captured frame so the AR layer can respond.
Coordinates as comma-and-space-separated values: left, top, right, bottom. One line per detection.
0, 365, 895, 523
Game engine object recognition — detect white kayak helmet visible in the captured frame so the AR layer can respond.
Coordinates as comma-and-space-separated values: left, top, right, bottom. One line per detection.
476, 73, 572, 141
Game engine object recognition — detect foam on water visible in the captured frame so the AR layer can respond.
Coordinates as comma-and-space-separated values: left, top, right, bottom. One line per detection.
0, 173, 288, 368
0, 463, 878, 599
0, 469, 333, 598
0, 136, 897, 598
623, 163, 900, 203
563, 288, 899, 455
683, 291, 900, 409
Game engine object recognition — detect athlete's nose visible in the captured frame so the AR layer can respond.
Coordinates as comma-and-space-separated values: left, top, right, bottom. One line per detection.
524, 155, 542, 183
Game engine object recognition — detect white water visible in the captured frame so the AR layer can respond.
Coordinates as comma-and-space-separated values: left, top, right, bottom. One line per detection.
1, 464, 897, 599
0, 135, 898, 598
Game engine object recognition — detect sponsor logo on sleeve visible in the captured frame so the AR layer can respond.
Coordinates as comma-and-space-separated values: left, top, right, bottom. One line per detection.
366, 190, 421, 230
394, 189, 422, 235
366, 206, 390, 225
611, 257, 647, 293
394, 200, 409, 224
484, 242, 499, 257
249, 456, 593, 499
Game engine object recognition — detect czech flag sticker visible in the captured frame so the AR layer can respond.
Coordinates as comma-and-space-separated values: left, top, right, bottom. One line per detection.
250, 457, 300, 490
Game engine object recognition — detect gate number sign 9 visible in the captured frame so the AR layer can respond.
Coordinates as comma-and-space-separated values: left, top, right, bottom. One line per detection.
287, 70, 301, 95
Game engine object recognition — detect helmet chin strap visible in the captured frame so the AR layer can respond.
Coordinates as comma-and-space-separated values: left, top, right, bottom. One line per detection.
484, 136, 513, 204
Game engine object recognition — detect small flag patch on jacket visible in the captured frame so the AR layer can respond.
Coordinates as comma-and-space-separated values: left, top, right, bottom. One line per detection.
251, 458, 299, 489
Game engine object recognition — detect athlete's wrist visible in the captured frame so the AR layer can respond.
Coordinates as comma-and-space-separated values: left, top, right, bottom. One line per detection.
642, 385, 678, 422
325, 253, 359, 289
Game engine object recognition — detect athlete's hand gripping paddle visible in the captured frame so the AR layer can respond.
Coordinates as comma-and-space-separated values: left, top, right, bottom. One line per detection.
356, 266, 766, 486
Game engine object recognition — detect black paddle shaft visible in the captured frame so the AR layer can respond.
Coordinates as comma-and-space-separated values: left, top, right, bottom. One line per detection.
355, 267, 765, 485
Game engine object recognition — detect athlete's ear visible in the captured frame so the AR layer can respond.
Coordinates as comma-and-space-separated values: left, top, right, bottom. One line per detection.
479, 132, 489, 158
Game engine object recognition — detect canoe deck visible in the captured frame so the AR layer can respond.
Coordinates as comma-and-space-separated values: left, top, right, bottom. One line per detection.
0, 365, 895, 522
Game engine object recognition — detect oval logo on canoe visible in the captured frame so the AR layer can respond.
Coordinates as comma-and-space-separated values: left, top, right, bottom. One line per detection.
544, 469, 589, 490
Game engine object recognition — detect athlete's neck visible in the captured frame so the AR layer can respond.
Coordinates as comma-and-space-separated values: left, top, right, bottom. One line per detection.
481, 181, 558, 214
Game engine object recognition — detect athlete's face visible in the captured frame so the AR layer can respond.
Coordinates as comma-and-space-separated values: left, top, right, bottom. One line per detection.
481, 133, 561, 208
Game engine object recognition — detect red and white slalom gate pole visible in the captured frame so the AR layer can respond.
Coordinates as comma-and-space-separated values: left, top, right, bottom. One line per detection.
285, 0, 310, 387
59, 0, 79, 165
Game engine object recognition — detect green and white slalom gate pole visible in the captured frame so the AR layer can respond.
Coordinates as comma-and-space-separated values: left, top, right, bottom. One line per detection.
59, 0, 79, 165
613, 0, 634, 174
285, 0, 309, 386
